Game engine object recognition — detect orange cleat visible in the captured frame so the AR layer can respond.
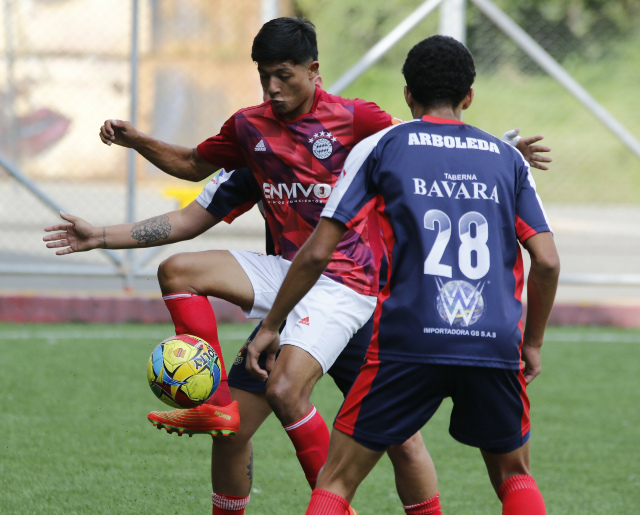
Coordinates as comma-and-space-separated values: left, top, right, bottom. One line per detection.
348, 506, 358, 515
148, 401, 240, 438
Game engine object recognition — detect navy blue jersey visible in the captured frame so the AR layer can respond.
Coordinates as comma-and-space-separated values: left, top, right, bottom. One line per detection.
196, 168, 276, 254
196, 167, 261, 223
322, 115, 551, 370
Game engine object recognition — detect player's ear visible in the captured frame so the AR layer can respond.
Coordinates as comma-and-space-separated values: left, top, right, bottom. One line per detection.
307, 60, 319, 78
404, 86, 415, 116
461, 88, 474, 110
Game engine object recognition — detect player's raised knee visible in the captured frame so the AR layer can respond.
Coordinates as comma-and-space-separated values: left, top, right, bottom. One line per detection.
157, 253, 194, 292
265, 374, 307, 421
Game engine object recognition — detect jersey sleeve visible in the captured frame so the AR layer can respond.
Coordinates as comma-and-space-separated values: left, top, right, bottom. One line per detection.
514, 157, 552, 242
322, 134, 382, 228
195, 168, 259, 224
352, 99, 393, 143
196, 114, 247, 170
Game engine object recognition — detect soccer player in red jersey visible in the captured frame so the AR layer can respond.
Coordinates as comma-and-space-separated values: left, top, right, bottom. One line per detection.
43, 165, 436, 514
88, 18, 550, 514
248, 35, 559, 514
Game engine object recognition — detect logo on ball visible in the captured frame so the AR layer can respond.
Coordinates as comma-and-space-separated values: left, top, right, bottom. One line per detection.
147, 334, 221, 408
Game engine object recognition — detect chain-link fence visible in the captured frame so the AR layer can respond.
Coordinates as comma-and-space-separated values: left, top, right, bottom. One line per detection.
0, 0, 283, 294
1, 0, 639, 303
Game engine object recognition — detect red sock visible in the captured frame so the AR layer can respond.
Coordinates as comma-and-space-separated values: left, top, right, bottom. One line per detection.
403, 493, 442, 514
163, 293, 232, 406
305, 489, 350, 515
284, 406, 330, 489
498, 475, 546, 515
211, 492, 250, 514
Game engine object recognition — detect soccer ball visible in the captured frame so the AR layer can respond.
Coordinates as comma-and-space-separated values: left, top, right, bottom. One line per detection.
147, 334, 221, 409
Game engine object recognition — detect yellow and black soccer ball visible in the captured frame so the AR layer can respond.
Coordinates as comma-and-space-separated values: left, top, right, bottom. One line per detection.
147, 334, 221, 408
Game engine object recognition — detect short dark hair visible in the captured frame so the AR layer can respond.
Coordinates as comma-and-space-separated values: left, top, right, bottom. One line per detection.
251, 17, 318, 65
402, 35, 476, 109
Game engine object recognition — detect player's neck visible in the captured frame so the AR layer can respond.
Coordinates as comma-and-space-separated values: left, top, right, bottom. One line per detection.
413, 105, 462, 121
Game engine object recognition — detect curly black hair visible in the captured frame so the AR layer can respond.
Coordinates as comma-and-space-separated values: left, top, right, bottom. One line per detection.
251, 17, 318, 66
402, 35, 476, 109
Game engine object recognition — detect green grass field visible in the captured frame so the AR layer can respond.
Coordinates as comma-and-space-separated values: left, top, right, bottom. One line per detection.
1, 323, 639, 514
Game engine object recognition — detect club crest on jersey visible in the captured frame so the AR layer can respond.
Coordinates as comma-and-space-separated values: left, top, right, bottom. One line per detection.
309, 131, 336, 159
435, 278, 485, 327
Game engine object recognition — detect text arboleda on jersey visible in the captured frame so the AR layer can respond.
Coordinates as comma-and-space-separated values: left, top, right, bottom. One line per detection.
413, 175, 499, 204
408, 133, 500, 153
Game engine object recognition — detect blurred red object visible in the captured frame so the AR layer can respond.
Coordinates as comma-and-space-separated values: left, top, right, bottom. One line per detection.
1, 107, 71, 156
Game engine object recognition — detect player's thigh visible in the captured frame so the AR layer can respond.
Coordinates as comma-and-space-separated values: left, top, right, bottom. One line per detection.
266, 344, 324, 403
335, 361, 446, 450
279, 275, 376, 374
158, 250, 254, 310
448, 366, 530, 454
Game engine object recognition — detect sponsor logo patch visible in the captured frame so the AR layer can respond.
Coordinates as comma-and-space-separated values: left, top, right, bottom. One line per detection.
435, 278, 485, 327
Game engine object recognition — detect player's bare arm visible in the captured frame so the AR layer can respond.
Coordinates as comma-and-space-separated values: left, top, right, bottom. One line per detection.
502, 128, 552, 170
246, 218, 348, 381
99, 119, 219, 182
520, 231, 560, 383
516, 135, 552, 170
43, 201, 219, 255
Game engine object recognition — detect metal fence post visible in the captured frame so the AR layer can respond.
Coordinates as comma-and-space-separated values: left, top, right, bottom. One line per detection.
328, 0, 445, 95
126, 0, 140, 291
471, 0, 640, 161
261, 0, 279, 22
439, 0, 467, 43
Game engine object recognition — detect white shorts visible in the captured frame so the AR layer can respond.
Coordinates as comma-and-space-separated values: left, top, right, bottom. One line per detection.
229, 250, 377, 373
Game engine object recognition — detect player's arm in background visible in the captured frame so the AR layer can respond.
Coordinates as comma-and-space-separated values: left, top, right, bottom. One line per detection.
43, 166, 260, 254
519, 231, 560, 384
99, 119, 219, 182
502, 128, 552, 170
43, 201, 220, 254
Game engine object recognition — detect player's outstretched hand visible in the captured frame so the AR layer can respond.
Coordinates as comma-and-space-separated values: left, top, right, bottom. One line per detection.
510, 129, 552, 171
521, 342, 542, 384
246, 324, 281, 381
43, 212, 98, 255
99, 119, 142, 148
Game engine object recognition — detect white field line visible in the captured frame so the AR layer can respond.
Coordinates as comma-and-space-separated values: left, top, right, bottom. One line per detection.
545, 332, 640, 343
0, 329, 254, 343
0, 328, 639, 343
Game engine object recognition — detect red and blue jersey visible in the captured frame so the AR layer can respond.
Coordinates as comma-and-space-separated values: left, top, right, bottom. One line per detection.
195, 168, 276, 255
322, 116, 552, 369
196, 88, 393, 296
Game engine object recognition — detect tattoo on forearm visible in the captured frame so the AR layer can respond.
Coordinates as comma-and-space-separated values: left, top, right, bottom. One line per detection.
130, 214, 171, 246
247, 451, 253, 489
102, 227, 108, 249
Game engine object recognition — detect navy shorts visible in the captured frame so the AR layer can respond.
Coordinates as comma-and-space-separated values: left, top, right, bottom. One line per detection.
334, 361, 531, 453
228, 317, 372, 398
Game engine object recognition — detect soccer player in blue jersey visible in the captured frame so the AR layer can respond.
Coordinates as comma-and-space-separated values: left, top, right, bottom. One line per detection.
248, 35, 560, 515
87, 17, 551, 515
